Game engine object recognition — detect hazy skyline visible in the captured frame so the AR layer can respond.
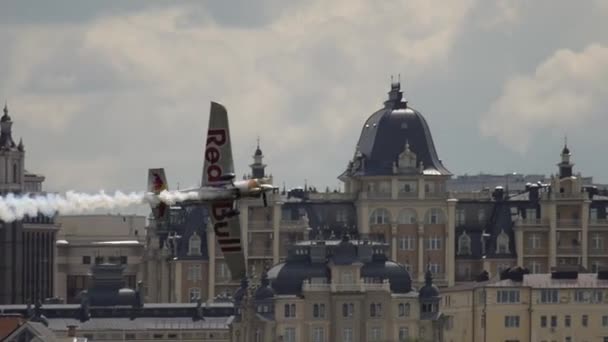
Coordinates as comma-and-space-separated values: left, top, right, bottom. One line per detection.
1, 0, 607, 202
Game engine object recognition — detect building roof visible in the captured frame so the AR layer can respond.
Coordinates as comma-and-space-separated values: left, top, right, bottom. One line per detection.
46, 316, 232, 331
487, 273, 608, 289
342, 82, 451, 178
267, 236, 412, 295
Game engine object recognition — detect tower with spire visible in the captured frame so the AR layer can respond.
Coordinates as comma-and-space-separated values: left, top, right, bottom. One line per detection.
558, 137, 574, 179
0, 102, 25, 193
249, 137, 267, 179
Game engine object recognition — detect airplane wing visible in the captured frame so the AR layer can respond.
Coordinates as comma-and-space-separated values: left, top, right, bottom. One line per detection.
202, 102, 235, 187
204, 102, 246, 281
147, 168, 169, 222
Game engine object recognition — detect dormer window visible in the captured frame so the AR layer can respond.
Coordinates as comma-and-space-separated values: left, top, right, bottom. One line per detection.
496, 230, 510, 254
397, 141, 417, 170
188, 233, 201, 256
457, 231, 471, 255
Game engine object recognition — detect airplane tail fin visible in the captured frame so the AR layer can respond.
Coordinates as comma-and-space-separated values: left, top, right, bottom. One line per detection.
147, 168, 169, 222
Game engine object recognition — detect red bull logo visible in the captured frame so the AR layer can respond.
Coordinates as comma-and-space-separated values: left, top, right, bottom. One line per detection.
152, 174, 167, 192
205, 129, 227, 183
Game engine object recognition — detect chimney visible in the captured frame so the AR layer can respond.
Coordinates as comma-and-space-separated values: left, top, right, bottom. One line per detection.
67, 325, 77, 337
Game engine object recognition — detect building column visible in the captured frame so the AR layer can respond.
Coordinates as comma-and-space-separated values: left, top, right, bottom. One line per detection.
418, 177, 425, 200
391, 178, 398, 200
207, 225, 216, 302
240, 203, 249, 258
581, 200, 590, 268
160, 247, 169, 302
417, 223, 425, 283
273, 202, 281, 264
515, 226, 524, 268
446, 199, 457, 287
548, 202, 557, 268
358, 201, 370, 236
391, 224, 397, 261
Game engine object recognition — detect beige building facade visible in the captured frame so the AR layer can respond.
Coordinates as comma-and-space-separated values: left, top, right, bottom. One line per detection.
55, 214, 146, 303
441, 268, 608, 342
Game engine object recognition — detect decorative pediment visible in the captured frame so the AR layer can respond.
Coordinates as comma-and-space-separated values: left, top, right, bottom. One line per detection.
394, 141, 417, 173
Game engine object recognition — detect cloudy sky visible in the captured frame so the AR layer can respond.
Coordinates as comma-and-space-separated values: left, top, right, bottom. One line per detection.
1, 0, 607, 205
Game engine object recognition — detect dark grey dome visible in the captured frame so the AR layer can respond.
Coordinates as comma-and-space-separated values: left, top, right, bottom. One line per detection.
361, 260, 412, 293
254, 272, 275, 300
562, 144, 570, 155
254, 147, 263, 156
419, 270, 440, 299
343, 82, 451, 177
233, 278, 249, 303
267, 262, 330, 295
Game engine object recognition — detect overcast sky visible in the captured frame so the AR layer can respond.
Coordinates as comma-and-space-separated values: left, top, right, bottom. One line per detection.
1, 1, 607, 205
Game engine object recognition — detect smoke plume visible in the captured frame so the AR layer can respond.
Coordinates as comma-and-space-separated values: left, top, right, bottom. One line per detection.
0, 190, 200, 223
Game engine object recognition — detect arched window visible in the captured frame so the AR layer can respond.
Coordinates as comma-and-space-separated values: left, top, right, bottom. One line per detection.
496, 230, 510, 254
12, 164, 17, 183
457, 231, 472, 255
397, 209, 417, 224
369, 208, 391, 225
188, 232, 201, 256
425, 208, 445, 224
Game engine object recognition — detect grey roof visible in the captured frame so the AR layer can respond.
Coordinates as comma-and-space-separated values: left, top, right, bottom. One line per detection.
3, 321, 58, 342
46, 316, 233, 331
267, 237, 412, 295
487, 273, 608, 289
343, 82, 451, 177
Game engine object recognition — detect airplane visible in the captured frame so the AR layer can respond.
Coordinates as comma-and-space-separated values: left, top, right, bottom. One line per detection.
147, 101, 276, 280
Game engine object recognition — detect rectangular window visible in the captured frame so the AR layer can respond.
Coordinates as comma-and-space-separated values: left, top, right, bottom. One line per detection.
312, 327, 324, 342
369, 327, 381, 341
398, 327, 409, 341
82, 256, 91, 264
504, 315, 520, 328
188, 287, 200, 301
526, 208, 537, 221
343, 328, 353, 342
550, 315, 557, 328
426, 237, 442, 250
456, 209, 465, 225
497, 290, 520, 303
341, 270, 354, 284
591, 208, 598, 222
313, 303, 325, 318
95, 256, 104, 264
565, 315, 571, 327
540, 289, 559, 303
284, 303, 296, 318
399, 237, 416, 250
369, 303, 382, 318
342, 303, 354, 318
284, 328, 296, 342
582, 314, 588, 327
540, 316, 547, 328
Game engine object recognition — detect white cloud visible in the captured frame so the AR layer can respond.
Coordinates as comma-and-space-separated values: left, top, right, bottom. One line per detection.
480, 44, 608, 153
3, 0, 476, 192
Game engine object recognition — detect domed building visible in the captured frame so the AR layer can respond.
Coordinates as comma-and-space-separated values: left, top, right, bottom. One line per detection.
339, 81, 457, 287
230, 235, 443, 342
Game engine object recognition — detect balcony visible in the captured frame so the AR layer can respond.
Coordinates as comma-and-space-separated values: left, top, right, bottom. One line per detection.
557, 219, 581, 228
249, 220, 273, 231
302, 280, 391, 293
302, 281, 331, 292
589, 219, 608, 227
280, 219, 310, 230
397, 192, 417, 199
425, 192, 449, 199
366, 192, 392, 199
248, 247, 273, 258
519, 218, 547, 227
307, 192, 355, 201
557, 246, 581, 255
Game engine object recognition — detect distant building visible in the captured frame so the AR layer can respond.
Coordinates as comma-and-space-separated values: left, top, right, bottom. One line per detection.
0, 103, 59, 304
231, 236, 443, 342
0, 263, 233, 342
54, 214, 146, 303
441, 267, 608, 342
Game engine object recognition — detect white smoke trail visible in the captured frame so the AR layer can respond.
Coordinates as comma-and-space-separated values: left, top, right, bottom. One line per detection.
0, 190, 200, 223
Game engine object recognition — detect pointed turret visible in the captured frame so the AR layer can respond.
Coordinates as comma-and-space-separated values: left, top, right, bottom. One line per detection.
17, 138, 24, 152
250, 137, 267, 179
0, 102, 16, 150
558, 138, 574, 179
